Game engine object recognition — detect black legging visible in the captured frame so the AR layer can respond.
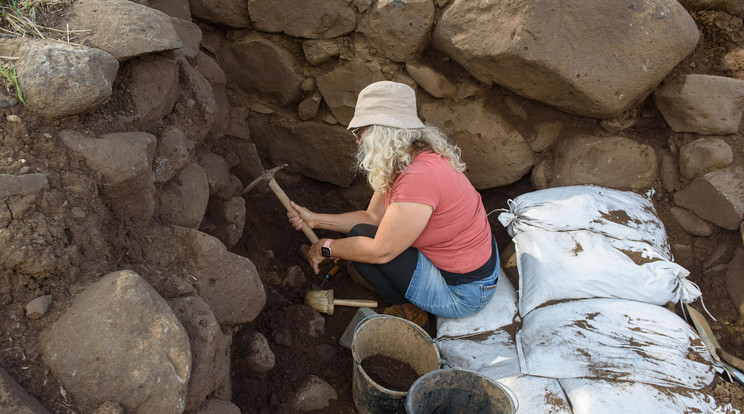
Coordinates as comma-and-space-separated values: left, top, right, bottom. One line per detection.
348, 223, 418, 304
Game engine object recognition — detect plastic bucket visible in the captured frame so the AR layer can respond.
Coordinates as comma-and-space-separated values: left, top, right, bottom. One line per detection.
351, 315, 440, 414
404, 368, 518, 414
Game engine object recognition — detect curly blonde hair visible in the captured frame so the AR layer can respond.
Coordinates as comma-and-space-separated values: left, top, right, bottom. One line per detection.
356, 125, 466, 192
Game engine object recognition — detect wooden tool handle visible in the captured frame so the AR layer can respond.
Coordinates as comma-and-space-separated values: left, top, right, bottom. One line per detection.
268, 178, 319, 244
332, 299, 378, 308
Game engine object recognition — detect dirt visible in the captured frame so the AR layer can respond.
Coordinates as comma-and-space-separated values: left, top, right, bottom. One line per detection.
0, 8, 743, 414
361, 354, 420, 392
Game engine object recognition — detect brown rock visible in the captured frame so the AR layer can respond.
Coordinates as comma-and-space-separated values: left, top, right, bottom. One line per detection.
674, 166, 744, 230
0, 367, 51, 413
725, 248, 744, 317
670, 206, 714, 237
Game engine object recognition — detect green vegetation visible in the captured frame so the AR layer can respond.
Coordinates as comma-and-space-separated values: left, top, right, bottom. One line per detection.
0, 60, 25, 106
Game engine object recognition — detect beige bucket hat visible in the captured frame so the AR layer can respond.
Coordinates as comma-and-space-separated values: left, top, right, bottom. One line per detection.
347, 81, 425, 129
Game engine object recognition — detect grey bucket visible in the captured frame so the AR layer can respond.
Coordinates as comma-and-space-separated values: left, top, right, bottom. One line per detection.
351, 315, 440, 414
404, 368, 518, 414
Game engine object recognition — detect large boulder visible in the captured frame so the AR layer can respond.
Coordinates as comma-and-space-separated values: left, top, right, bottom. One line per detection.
61, 131, 156, 224
673, 166, 744, 230
315, 60, 386, 126
358, 0, 435, 62
432, 0, 699, 118
39, 270, 191, 414
181, 228, 266, 324
64, 0, 182, 61
533, 135, 658, 190
4, 38, 118, 119
169, 296, 232, 412
189, 0, 250, 28
247, 0, 356, 39
218, 33, 303, 106
654, 74, 744, 135
420, 99, 533, 189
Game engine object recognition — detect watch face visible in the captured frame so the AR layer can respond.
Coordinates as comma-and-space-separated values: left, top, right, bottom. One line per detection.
321, 247, 331, 257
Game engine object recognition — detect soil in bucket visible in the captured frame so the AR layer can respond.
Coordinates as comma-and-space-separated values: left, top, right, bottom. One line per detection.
361, 354, 420, 391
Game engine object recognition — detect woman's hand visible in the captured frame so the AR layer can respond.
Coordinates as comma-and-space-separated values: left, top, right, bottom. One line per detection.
288, 201, 317, 230
307, 238, 331, 274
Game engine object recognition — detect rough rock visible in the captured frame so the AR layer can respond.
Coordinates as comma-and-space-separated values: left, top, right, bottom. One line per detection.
8, 38, 119, 119
151, 0, 192, 20
671, 206, 715, 237
65, 0, 182, 61
243, 331, 276, 374
298, 92, 322, 121
406, 61, 457, 99
200, 195, 246, 249
172, 17, 202, 59
25, 294, 52, 319
679, 0, 744, 19
315, 59, 386, 126
172, 57, 218, 142
193, 399, 241, 414
359, 0, 435, 62
124, 55, 179, 126
660, 152, 680, 193
198, 151, 232, 199
533, 135, 658, 190
248, 119, 357, 187
224, 106, 252, 141
420, 99, 533, 189
655, 74, 744, 135
188, 0, 250, 28
39, 270, 191, 414
527, 121, 562, 153
0, 173, 49, 199
219, 33, 303, 106
725, 248, 744, 317
169, 296, 232, 412
247, 0, 355, 39
678, 137, 734, 179
153, 126, 191, 184
60, 131, 156, 224
433, 0, 699, 118
192, 51, 229, 137
158, 162, 210, 228
291, 375, 338, 411
723, 48, 744, 81
674, 166, 744, 230
182, 228, 266, 324
0, 367, 50, 413
303, 39, 342, 66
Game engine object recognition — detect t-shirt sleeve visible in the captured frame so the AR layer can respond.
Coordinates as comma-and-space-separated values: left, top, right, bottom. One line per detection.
390, 160, 441, 209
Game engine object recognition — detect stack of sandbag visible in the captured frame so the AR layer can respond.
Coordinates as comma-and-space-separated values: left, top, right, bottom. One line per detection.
435, 185, 726, 413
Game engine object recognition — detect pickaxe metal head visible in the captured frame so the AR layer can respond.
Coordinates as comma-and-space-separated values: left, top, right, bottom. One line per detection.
242, 164, 288, 194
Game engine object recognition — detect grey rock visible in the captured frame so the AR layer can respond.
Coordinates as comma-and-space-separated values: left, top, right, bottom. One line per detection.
0, 173, 49, 200
678, 137, 733, 179
674, 166, 744, 230
248, 0, 355, 39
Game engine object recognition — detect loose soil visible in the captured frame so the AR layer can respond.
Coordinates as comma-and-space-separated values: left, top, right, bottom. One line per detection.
0, 7, 743, 414
361, 354, 420, 392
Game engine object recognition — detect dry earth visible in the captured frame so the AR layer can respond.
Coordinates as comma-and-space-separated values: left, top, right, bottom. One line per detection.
0, 6, 743, 414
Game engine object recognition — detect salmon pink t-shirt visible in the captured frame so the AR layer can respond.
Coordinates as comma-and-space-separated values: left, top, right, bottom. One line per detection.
386, 151, 492, 273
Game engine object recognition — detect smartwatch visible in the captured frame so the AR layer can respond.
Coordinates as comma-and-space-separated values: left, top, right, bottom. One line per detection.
321, 239, 335, 259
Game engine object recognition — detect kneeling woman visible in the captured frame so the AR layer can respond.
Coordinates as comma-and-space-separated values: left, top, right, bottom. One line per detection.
288, 81, 499, 326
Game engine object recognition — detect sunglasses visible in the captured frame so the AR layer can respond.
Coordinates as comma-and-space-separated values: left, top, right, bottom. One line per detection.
351, 127, 362, 141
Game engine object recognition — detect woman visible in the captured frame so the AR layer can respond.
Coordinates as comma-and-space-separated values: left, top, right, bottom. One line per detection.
288, 81, 499, 326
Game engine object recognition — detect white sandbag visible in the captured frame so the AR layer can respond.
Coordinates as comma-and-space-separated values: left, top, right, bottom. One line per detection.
559, 378, 717, 414
436, 268, 517, 337
514, 230, 699, 316
437, 329, 521, 380
517, 298, 715, 389
497, 375, 572, 414
497, 185, 671, 258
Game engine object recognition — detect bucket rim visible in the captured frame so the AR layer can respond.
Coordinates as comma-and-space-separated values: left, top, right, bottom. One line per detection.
404, 367, 519, 413
351, 314, 439, 397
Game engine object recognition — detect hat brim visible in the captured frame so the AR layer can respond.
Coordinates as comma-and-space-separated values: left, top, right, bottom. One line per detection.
347, 114, 425, 129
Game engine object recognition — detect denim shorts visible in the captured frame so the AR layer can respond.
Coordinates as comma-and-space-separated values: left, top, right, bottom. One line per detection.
404, 251, 500, 318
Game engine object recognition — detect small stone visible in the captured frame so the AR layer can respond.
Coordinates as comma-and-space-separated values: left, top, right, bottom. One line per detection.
291, 375, 338, 412
250, 103, 274, 114
6, 114, 21, 122
71, 207, 86, 219
25, 295, 52, 319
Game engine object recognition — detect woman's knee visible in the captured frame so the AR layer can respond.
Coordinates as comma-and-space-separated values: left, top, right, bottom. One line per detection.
348, 223, 377, 238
